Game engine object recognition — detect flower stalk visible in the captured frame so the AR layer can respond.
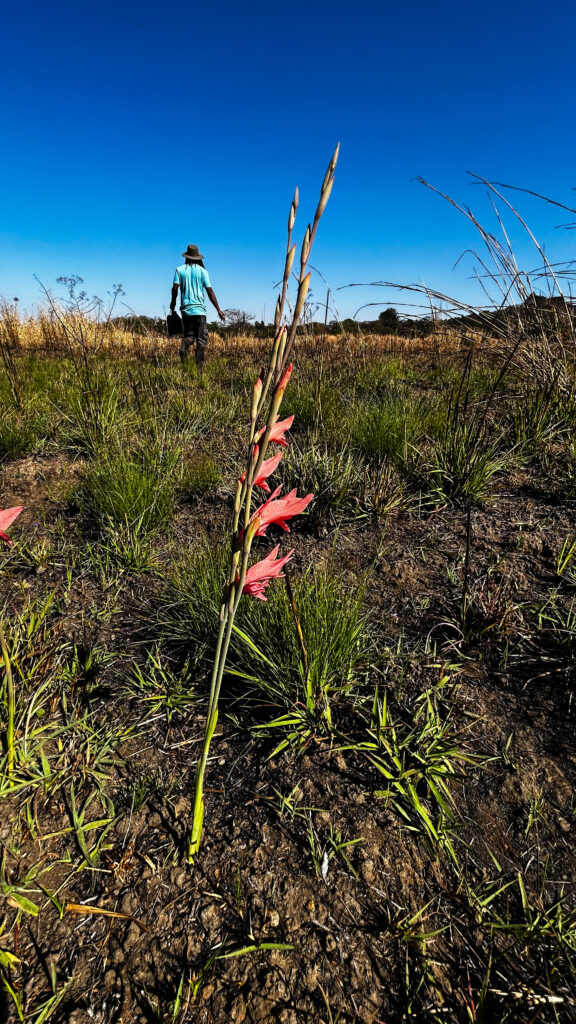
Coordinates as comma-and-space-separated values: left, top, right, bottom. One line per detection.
0, 505, 23, 785
0, 620, 15, 784
188, 145, 339, 863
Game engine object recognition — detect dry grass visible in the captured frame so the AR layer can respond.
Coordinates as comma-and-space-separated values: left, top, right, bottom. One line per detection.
0, 308, 495, 365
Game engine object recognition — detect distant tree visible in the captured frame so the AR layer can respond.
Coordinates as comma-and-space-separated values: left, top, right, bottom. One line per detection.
341, 318, 358, 332
114, 314, 164, 335
223, 309, 255, 332
378, 307, 400, 332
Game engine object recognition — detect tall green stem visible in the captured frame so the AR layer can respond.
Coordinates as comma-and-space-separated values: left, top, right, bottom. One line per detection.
0, 618, 15, 784
187, 145, 339, 865
188, 545, 253, 862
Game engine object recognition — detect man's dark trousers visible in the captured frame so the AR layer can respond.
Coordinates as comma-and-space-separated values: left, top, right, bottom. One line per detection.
180, 314, 208, 365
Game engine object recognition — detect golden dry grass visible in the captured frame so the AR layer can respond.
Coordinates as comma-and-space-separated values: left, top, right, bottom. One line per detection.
0, 308, 492, 365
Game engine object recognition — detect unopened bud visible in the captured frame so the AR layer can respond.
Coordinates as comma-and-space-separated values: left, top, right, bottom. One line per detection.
301, 225, 311, 266
239, 445, 260, 485
277, 363, 292, 394
317, 177, 334, 218
245, 517, 261, 547
322, 142, 340, 192
276, 324, 288, 364
293, 273, 311, 323
285, 243, 296, 279
251, 377, 263, 420
289, 190, 298, 233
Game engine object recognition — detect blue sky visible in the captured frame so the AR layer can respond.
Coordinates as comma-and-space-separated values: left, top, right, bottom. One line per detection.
1, 0, 574, 322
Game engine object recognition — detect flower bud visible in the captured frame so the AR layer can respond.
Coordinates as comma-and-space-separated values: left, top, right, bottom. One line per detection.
322, 142, 340, 192
277, 363, 292, 394
293, 273, 311, 323
274, 295, 282, 327
317, 177, 334, 218
288, 189, 298, 232
301, 225, 311, 266
285, 243, 296, 279
251, 376, 263, 419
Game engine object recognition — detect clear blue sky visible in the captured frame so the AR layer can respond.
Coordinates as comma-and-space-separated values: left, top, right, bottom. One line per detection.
1, 0, 574, 322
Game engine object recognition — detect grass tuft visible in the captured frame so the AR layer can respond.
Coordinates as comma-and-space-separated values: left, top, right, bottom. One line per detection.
80, 437, 181, 566
345, 390, 445, 467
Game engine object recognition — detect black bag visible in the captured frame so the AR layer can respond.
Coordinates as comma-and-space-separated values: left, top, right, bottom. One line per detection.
166, 311, 183, 337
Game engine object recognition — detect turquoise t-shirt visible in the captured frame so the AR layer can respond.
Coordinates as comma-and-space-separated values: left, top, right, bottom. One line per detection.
173, 264, 211, 315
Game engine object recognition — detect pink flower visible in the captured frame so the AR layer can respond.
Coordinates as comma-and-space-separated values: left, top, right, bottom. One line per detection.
255, 415, 294, 447
250, 486, 313, 537
242, 545, 294, 600
240, 448, 283, 492
0, 506, 23, 546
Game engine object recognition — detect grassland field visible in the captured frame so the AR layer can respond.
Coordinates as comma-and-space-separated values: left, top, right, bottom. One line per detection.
1, 322, 576, 1023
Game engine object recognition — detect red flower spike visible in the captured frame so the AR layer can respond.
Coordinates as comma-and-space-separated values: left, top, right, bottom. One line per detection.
0, 506, 23, 546
255, 415, 294, 447
242, 545, 294, 601
250, 487, 313, 537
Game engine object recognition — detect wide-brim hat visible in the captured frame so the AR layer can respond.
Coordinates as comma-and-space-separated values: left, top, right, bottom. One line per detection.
181, 243, 204, 261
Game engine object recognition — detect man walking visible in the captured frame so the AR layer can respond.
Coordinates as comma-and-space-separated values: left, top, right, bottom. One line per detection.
170, 244, 225, 367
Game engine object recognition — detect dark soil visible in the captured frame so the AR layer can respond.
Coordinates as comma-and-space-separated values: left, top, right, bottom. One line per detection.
2, 355, 576, 1023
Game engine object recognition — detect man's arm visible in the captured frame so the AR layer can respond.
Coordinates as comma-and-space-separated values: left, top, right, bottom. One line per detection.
206, 287, 226, 322
170, 282, 179, 312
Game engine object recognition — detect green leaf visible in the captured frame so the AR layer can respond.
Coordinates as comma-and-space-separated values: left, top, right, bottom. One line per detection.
33, 979, 75, 1024
0, 948, 21, 969
7, 892, 39, 916
231, 625, 277, 668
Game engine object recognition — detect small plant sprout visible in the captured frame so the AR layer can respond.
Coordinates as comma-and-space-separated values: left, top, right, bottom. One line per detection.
188, 144, 339, 864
